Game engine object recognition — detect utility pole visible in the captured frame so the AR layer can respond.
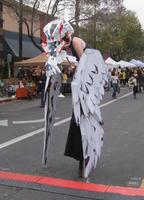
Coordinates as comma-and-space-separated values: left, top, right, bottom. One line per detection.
75, 0, 80, 36
19, 0, 23, 58
93, 3, 97, 48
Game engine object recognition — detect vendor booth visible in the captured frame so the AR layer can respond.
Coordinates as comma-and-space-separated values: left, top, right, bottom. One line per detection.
117, 60, 136, 68
105, 57, 119, 69
14, 53, 77, 99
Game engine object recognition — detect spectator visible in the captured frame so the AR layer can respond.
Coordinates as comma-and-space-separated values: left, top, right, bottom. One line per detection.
128, 74, 138, 99
61, 70, 68, 96
137, 70, 144, 93
111, 70, 119, 99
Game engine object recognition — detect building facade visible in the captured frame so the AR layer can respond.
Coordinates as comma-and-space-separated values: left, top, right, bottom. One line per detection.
0, 0, 49, 73
3, 2, 40, 37
0, 1, 4, 69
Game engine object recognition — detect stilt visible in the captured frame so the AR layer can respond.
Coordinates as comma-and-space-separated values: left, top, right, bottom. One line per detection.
86, 177, 90, 183
78, 160, 83, 178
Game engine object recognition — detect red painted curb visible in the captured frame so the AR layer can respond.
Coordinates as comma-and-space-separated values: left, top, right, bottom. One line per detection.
0, 171, 144, 196
0, 98, 16, 104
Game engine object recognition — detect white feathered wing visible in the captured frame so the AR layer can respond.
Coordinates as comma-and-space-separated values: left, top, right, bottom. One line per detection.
71, 48, 108, 178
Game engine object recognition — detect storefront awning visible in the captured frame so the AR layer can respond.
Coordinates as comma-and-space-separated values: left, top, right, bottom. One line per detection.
14, 53, 47, 67
4, 31, 42, 58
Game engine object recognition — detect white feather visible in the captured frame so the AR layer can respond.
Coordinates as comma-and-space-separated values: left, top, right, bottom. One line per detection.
71, 48, 108, 178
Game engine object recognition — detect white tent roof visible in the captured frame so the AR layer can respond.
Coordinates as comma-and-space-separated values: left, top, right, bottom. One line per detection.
129, 59, 144, 67
105, 57, 118, 65
136, 60, 144, 67
117, 60, 136, 68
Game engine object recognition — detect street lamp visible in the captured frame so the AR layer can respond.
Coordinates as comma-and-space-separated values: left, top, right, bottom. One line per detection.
19, 0, 23, 58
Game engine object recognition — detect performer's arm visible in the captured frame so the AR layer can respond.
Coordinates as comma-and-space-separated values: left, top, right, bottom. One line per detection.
72, 37, 86, 58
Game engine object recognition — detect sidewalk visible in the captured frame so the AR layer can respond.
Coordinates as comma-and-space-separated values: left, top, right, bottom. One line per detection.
0, 96, 16, 103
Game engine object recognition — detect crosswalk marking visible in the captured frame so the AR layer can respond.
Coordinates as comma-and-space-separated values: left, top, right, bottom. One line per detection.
0, 120, 8, 126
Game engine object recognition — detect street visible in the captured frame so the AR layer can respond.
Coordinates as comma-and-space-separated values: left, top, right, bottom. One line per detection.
0, 88, 144, 200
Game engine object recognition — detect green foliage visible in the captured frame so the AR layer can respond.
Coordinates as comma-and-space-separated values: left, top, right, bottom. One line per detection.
8, 0, 144, 62
80, 8, 144, 61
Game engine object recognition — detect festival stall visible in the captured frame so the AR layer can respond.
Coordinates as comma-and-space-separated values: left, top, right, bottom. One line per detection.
117, 60, 136, 68
14, 53, 77, 99
105, 57, 119, 69
129, 59, 144, 68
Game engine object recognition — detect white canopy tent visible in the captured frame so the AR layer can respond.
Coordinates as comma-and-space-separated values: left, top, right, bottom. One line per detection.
105, 57, 119, 69
136, 60, 144, 68
117, 60, 136, 68
129, 59, 138, 66
129, 59, 144, 68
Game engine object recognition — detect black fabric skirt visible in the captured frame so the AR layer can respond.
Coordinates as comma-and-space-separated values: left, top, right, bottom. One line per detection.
64, 113, 83, 161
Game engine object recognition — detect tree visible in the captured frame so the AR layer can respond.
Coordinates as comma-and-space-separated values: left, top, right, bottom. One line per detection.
77, 1, 144, 61
4, 0, 144, 61
78, 0, 124, 45
98, 10, 144, 60
63, 0, 124, 39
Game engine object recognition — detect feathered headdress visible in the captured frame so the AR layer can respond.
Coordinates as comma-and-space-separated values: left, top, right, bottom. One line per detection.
42, 18, 74, 56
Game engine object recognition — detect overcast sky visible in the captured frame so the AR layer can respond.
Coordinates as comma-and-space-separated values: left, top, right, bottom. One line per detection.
124, 0, 144, 28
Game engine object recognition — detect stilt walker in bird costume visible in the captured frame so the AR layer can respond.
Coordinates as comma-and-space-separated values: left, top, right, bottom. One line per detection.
42, 18, 108, 181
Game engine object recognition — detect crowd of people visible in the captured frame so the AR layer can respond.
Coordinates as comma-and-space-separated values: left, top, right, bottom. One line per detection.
16, 65, 76, 101
14, 64, 144, 103
107, 66, 144, 99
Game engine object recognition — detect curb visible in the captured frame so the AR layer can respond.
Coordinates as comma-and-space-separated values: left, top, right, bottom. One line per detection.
0, 97, 16, 104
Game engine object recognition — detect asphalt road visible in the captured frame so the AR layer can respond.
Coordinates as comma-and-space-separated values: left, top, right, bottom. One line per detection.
0, 87, 144, 200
